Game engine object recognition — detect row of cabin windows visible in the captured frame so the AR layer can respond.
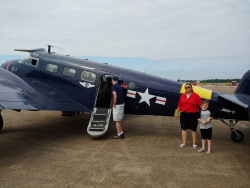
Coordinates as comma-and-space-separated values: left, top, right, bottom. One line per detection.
46, 64, 76, 78
18, 55, 96, 82
46, 64, 96, 82
46, 64, 76, 77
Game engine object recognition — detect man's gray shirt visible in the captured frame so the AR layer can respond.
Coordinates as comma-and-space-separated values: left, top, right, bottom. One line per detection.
197, 109, 213, 129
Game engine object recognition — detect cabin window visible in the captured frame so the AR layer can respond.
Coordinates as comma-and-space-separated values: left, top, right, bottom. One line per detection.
18, 55, 39, 67
128, 82, 136, 89
81, 71, 96, 82
46, 64, 58, 73
63, 68, 76, 77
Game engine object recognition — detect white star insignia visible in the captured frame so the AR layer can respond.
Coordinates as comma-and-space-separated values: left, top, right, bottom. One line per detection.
137, 88, 155, 106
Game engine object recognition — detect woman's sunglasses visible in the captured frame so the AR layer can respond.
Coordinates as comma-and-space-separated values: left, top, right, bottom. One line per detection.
185, 86, 191, 89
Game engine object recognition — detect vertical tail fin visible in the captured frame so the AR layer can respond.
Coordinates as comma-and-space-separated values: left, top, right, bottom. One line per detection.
235, 70, 250, 95
235, 70, 250, 122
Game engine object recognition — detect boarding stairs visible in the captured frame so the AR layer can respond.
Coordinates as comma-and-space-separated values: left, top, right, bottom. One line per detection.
87, 107, 112, 137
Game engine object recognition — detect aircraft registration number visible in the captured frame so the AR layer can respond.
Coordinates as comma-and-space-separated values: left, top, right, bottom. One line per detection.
221, 108, 235, 114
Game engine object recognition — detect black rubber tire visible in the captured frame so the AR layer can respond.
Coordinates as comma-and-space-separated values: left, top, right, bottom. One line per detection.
61, 111, 75, 116
0, 115, 3, 132
231, 130, 244, 142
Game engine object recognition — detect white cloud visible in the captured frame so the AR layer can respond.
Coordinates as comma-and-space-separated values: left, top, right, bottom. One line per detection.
0, 0, 249, 80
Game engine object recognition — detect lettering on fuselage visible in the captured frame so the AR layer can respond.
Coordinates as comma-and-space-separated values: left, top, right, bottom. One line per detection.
11, 66, 17, 72
221, 108, 235, 114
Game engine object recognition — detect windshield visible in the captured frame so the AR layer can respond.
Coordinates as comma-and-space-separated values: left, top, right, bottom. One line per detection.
18, 55, 39, 67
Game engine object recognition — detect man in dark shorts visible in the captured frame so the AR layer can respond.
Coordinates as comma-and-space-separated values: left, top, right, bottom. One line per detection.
111, 77, 125, 139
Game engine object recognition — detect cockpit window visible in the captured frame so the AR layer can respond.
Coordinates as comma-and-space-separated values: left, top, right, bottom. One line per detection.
81, 71, 96, 82
18, 55, 39, 67
63, 68, 76, 77
18, 56, 31, 65
46, 64, 58, 73
31, 59, 37, 66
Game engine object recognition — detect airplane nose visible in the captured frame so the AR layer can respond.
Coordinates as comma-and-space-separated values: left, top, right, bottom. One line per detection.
0, 61, 9, 69
1, 59, 19, 70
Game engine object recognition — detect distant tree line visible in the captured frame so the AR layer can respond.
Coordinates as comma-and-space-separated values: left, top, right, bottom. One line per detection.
180, 78, 241, 83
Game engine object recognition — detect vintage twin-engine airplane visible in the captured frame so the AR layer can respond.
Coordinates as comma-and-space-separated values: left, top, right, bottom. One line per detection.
0, 46, 249, 141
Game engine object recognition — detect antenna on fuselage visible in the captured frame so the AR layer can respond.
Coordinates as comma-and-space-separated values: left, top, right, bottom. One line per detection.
142, 61, 157, 73
47, 45, 64, 53
178, 67, 184, 82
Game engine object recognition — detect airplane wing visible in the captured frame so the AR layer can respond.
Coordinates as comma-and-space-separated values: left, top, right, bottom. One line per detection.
0, 68, 89, 112
219, 93, 250, 109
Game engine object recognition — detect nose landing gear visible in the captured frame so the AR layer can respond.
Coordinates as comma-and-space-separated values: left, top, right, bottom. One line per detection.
220, 119, 244, 142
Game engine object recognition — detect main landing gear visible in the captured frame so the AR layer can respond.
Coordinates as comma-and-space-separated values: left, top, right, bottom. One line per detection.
62, 111, 76, 116
61, 111, 80, 116
220, 119, 244, 142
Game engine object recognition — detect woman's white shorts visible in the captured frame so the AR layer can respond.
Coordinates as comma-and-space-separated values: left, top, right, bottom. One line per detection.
113, 103, 125, 121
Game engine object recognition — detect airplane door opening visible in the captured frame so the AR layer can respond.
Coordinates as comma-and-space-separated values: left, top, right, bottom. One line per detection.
87, 75, 113, 137
95, 75, 113, 108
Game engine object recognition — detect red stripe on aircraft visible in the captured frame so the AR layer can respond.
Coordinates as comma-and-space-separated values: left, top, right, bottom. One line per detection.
156, 99, 166, 102
127, 92, 136, 95
6, 62, 11, 70
121, 84, 128, 89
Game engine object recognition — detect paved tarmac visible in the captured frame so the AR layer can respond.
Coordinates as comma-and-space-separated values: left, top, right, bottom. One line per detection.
0, 86, 250, 187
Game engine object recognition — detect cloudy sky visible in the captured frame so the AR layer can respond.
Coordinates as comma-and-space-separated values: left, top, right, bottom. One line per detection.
0, 0, 249, 80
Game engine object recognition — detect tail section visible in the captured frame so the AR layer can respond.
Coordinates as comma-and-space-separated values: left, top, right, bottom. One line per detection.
235, 70, 250, 95
218, 70, 250, 122
235, 70, 250, 121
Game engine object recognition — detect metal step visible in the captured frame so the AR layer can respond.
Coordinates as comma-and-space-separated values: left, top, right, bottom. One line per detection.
89, 127, 105, 132
92, 114, 107, 122
89, 122, 105, 132
94, 108, 109, 114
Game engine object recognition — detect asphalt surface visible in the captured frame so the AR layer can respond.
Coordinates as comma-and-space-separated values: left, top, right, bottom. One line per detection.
0, 86, 250, 188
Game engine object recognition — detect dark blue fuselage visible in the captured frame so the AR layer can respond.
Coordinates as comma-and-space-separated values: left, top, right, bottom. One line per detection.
1, 51, 249, 121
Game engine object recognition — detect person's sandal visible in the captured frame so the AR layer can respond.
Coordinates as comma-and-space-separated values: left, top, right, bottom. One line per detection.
198, 149, 205, 153
206, 151, 212, 155
179, 144, 186, 148
193, 145, 198, 149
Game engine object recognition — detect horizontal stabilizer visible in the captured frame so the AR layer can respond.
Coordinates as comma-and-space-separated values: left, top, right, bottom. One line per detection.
219, 93, 250, 109
14, 48, 46, 53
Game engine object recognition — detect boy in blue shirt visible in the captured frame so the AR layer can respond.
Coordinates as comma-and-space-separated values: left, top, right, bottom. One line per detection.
197, 99, 214, 155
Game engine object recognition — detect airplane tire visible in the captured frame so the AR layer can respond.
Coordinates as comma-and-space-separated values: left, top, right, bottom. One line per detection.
61, 111, 75, 116
231, 130, 244, 142
0, 115, 3, 132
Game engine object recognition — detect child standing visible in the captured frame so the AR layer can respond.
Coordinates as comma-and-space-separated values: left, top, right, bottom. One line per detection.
197, 99, 214, 155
